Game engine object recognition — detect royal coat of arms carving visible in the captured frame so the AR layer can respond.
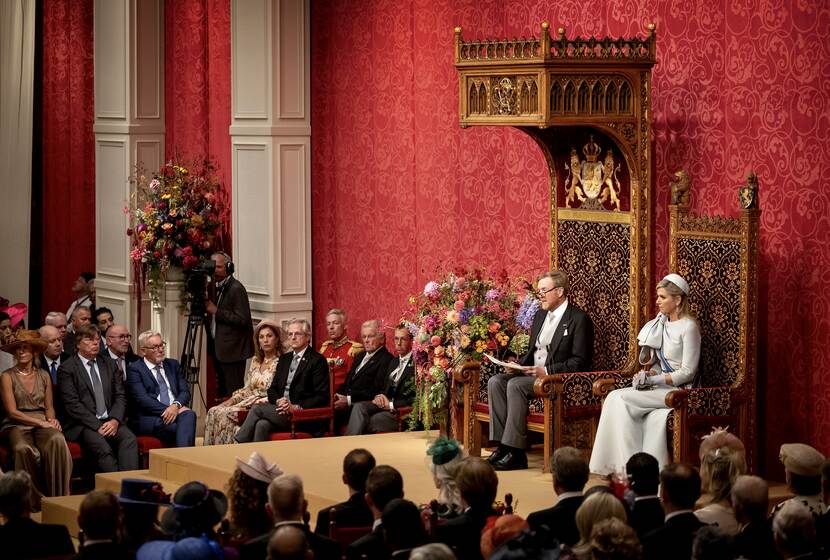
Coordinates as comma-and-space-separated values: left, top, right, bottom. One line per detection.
564, 135, 622, 211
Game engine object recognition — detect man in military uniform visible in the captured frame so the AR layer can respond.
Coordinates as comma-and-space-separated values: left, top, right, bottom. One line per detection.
319, 308, 362, 393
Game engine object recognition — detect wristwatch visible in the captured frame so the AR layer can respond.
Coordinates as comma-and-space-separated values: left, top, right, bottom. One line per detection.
173, 401, 182, 409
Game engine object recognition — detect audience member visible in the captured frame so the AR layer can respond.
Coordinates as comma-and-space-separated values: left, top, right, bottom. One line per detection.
104, 324, 139, 381
38, 325, 69, 385
410, 543, 456, 560
44, 311, 68, 340
347, 465, 405, 560
434, 457, 498, 560
0, 470, 75, 559
489, 270, 593, 471
772, 501, 818, 559
63, 305, 92, 355
0, 311, 14, 371
571, 492, 628, 558
480, 514, 529, 558
527, 446, 589, 547
161, 481, 227, 540
625, 451, 664, 538
315, 448, 376, 534
731, 475, 778, 560
587, 517, 642, 560
205, 320, 283, 445
642, 463, 704, 560
227, 452, 284, 543
772, 443, 825, 519
65, 272, 95, 326
118, 478, 172, 556
267, 524, 312, 560
0, 330, 72, 499
57, 324, 139, 472
126, 330, 196, 448
206, 251, 254, 398
235, 319, 329, 442
382, 498, 428, 558
695, 428, 746, 534
335, 319, 394, 429
819, 460, 830, 556
346, 324, 415, 435
240, 473, 339, 560
92, 307, 114, 337
691, 525, 734, 560
137, 537, 225, 560
426, 436, 466, 518
320, 308, 362, 391
74, 490, 127, 559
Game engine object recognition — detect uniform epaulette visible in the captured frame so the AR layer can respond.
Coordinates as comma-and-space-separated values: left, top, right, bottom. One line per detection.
319, 340, 333, 352
347, 341, 363, 357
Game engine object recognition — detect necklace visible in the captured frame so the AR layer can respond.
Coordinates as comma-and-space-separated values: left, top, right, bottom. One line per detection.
15, 367, 34, 376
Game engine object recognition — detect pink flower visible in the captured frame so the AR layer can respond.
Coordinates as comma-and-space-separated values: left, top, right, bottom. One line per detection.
149, 179, 160, 190
430, 335, 442, 347
453, 300, 464, 311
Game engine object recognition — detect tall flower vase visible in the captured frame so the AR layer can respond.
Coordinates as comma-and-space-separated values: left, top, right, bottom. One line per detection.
150, 266, 188, 361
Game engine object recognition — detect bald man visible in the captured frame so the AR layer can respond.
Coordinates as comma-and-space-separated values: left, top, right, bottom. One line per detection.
39, 325, 69, 385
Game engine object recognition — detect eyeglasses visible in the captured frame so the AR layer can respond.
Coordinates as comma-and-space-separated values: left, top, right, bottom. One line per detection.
108, 334, 132, 340
287, 332, 307, 338
143, 343, 166, 351
537, 286, 562, 296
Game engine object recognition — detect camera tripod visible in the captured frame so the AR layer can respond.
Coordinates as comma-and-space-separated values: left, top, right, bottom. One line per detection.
180, 312, 208, 410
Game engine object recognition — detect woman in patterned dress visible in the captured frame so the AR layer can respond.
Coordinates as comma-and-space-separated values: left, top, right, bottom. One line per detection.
204, 320, 284, 445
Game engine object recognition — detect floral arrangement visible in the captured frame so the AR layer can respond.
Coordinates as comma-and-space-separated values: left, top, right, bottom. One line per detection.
127, 160, 228, 302
401, 269, 538, 430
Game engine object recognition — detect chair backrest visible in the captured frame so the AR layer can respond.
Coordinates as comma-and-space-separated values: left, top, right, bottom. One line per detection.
668, 171, 761, 463
329, 507, 372, 553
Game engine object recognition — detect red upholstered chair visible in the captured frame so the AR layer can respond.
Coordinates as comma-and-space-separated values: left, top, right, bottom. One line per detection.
268, 366, 336, 440
66, 441, 83, 461
137, 436, 168, 469
328, 507, 372, 554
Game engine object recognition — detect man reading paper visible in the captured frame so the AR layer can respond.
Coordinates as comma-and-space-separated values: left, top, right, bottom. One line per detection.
486, 270, 594, 470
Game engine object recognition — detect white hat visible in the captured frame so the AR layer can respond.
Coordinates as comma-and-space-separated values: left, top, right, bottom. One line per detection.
235, 452, 283, 484
662, 273, 690, 295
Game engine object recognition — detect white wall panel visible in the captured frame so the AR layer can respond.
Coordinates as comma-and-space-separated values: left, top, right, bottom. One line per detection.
233, 142, 272, 297
94, 0, 127, 119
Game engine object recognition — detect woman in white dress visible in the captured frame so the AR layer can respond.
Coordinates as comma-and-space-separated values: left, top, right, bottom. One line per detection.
203, 320, 283, 445
589, 274, 701, 475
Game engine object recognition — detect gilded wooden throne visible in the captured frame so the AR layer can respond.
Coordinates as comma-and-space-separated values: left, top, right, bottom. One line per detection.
452, 23, 657, 470
595, 171, 761, 469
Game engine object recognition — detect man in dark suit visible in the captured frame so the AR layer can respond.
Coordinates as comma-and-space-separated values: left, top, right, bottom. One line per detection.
642, 463, 705, 560
57, 325, 139, 472
335, 319, 393, 430
434, 457, 498, 560
73, 490, 128, 560
315, 448, 376, 534
235, 319, 329, 442
527, 446, 588, 547
38, 324, 70, 385
240, 473, 339, 560
346, 325, 414, 435
347, 465, 405, 560
0, 470, 75, 560
488, 270, 594, 470
626, 452, 665, 539
206, 251, 254, 397
732, 475, 780, 560
63, 305, 92, 356
103, 324, 140, 381
126, 330, 196, 447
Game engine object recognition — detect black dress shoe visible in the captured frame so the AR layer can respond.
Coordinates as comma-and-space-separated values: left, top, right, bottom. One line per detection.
492, 450, 528, 471
487, 446, 507, 464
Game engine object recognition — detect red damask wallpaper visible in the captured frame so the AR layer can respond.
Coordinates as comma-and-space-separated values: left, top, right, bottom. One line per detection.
310, 0, 830, 475
41, 0, 96, 317
165, 0, 232, 246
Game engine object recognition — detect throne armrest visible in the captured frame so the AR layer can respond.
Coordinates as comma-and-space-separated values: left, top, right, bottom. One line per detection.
666, 386, 732, 416
289, 406, 334, 423
453, 361, 482, 384
533, 371, 629, 409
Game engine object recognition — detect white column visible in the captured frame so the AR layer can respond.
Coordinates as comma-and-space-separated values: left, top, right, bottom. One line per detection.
231, 0, 312, 330
93, 0, 164, 339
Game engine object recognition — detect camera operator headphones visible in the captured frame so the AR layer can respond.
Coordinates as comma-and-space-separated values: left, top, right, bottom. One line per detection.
216, 251, 234, 275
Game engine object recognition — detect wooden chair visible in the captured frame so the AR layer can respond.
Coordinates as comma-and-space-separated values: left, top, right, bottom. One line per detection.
270, 366, 336, 440
596, 172, 761, 469
137, 436, 168, 468
452, 22, 658, 470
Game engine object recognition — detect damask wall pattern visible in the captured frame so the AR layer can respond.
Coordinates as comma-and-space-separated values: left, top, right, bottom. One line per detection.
311, 0, 830, 475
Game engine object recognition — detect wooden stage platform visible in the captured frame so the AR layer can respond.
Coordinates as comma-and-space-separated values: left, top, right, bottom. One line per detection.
42, 431, 561, 536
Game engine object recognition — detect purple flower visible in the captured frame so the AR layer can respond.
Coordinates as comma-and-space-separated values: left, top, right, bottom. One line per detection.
516, 297, 541, 330
405, 321, 419, 339
424, 281, 440, 299
424, 315, 439, 332
485, 288, 501, 302
459, 307, 475, 325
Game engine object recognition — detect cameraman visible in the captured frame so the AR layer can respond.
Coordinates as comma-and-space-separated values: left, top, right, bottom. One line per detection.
205, 251, 254, 397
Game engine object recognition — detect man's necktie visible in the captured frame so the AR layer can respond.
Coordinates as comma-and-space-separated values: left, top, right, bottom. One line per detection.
117, 358, 125, 380
88, 360, 107, 417
284, 354, 301, 397
49, 361, 58, 385
155, 366, 171, 405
